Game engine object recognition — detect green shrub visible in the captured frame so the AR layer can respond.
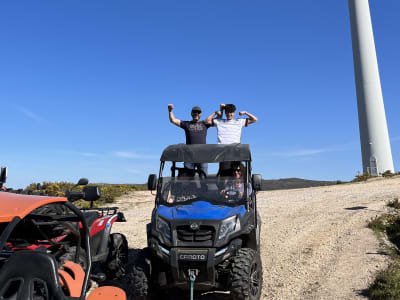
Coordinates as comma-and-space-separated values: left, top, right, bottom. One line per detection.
368, 215, 388, 233
352, 172, 374, 182
383, 170, 395, 178
24, 181, 147, 204
97, 184, 145, 203
388, 198, 400, 210
368, 263, 400, 300
368, 201, 400, 298
25, 181, 75, 197
386, 218, 400, 250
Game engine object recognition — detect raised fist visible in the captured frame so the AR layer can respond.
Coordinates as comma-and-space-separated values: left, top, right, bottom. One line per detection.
220, 103, 225, 111
168, 104, 174, 111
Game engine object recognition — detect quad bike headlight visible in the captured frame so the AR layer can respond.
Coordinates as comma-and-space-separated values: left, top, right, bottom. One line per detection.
156, 215, 171, 241
219, 215, 240, 240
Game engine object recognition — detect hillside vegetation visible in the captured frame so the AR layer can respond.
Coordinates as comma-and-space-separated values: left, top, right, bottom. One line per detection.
261, 178, 337, 190
24, 181, 146, 205
367, 197, 400, 299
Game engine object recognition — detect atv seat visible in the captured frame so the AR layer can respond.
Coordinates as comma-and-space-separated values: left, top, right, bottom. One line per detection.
0, 250, 66, 300
82, 211, 100, 228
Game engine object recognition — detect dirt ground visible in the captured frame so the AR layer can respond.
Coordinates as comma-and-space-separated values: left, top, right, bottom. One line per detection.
112, 176, 400, 300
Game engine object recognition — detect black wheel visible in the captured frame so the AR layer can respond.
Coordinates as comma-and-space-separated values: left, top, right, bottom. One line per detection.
230, 248, 263, 300
128, 248, 152, 300
129, 265, 151, 300
103, 233, 128, 279
223, 189, 241, 202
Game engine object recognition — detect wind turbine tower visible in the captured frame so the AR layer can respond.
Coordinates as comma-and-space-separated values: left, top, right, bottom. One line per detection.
348, 0, 394, 175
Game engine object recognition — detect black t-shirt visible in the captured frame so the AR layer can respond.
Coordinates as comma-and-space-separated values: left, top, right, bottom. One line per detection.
180, 121, 210, 144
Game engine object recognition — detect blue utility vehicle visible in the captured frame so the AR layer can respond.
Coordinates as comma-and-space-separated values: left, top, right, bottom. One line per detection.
132, 144, 262, 300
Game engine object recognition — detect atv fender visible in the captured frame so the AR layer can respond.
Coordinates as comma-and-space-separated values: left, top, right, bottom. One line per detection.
242, 213, 262, 251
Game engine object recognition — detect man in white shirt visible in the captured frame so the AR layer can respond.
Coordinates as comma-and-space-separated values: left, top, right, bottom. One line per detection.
205, 104, 258, 144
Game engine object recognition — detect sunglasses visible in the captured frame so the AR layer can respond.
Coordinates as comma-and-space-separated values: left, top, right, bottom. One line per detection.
192, 110, 201, 114
234, 169, 241, 173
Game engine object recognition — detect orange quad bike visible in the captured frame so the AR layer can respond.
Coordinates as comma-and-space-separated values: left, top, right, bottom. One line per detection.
0, 188, 127, 300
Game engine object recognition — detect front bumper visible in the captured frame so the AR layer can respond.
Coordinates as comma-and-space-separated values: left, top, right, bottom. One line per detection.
148, 237, 242, 290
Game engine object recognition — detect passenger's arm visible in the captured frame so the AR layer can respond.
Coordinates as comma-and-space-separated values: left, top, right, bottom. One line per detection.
168, 104, 181, 127
163, 183, 174, 203
167, 189, 174, 203
239, 111, 258, 125
205, 110, 221, 126
219, 103, 225, 115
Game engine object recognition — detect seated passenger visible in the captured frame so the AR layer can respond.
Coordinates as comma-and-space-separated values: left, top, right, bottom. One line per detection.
220, 162, 252, 200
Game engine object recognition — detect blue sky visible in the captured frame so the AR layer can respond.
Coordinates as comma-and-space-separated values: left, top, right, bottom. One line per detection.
1, 0, 399, 188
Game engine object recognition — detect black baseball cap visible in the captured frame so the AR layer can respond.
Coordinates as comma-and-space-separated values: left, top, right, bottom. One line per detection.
191, 106, 202, 113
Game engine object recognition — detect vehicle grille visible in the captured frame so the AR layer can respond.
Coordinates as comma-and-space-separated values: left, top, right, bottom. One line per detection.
176, 225, 214, 242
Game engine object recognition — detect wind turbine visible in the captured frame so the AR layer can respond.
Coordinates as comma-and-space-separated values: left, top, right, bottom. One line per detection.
348, 0, 394, 175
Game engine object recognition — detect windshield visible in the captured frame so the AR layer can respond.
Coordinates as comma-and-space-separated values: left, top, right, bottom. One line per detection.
157, 161, 252, 205
158, 175, 252, 205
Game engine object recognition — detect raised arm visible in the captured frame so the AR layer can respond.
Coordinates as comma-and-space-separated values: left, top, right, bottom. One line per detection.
239, 111, 258, 125
205, 104, 224, 125
168, 104, 181, 127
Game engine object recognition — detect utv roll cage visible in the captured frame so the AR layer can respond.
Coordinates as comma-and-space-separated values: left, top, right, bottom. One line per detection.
160, 143, 251, 163
157, 144, 251, 196
149, 143, 261, 226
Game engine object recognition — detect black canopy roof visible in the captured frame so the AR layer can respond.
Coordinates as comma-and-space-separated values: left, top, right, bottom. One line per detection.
160, 144, 251, 163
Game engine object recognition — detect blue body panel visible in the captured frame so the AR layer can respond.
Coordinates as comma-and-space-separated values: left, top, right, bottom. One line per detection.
157, 201, 246, 220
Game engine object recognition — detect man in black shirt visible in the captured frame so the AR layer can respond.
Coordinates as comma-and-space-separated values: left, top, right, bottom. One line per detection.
168, 104, 210, 175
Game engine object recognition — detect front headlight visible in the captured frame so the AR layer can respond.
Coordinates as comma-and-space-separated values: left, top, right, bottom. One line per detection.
219, 215, 240, 240
156, 215, 171, 241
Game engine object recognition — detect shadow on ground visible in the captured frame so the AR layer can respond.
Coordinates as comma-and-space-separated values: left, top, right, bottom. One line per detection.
344, 206, 368, 210
355, 288, 369, 298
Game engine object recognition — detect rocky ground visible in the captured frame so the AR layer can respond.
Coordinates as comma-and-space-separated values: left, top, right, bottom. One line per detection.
112, 176, 400, 299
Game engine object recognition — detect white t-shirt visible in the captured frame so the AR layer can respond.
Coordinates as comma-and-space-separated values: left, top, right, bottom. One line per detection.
213, 118, 248, 144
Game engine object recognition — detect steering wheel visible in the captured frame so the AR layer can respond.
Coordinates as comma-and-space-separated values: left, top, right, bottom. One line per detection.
223, 189, 241, 202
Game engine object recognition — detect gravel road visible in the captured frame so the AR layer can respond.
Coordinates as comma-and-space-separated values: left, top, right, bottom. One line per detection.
112, 176, 400, 299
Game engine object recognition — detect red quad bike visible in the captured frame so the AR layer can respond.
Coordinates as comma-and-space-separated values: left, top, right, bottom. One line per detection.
28, 178, 128, 283
63, 178, 129, 283
0, 184, 127, 299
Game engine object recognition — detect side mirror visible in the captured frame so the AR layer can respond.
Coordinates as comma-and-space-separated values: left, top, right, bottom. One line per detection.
77, 178, 89, 186
0, 167, 8, 184
83, 186, 101, 202
252, 174, 262, 191
147, 174, 157, 191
